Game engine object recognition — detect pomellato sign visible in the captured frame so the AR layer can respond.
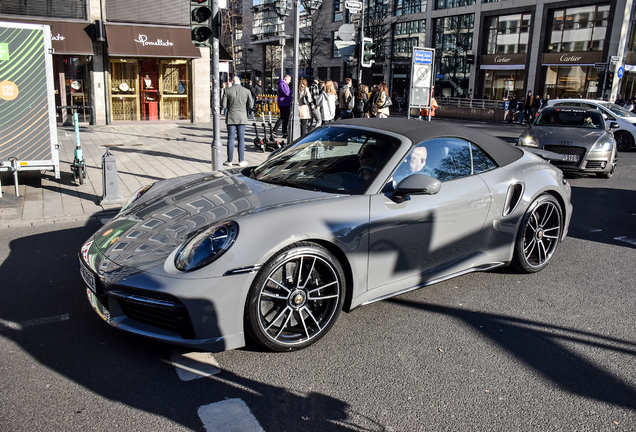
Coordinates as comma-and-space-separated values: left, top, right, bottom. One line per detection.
134, 34, 174, 47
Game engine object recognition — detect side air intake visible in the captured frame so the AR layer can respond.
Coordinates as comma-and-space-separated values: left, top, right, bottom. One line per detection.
503, 183, 523, 216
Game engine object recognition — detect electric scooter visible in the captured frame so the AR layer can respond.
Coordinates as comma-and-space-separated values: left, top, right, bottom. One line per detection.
253, 116, 265, 152
264, 112, 282, 151
59, 105, 89, 185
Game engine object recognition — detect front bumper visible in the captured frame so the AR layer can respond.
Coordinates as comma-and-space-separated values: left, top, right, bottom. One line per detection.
79, 255, 254, 352
542, 145, 615, 174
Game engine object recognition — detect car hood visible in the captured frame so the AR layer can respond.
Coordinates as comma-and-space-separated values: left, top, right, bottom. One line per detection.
85, 171, 335, 273
526, 126, 606, 148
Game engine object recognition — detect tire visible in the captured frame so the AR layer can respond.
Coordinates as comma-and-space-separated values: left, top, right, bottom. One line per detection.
77, 167, 86, 185
596, 163, 615, 179
614, 131, 633, 152
245, 242, 345, 351
511, 195, 563, 273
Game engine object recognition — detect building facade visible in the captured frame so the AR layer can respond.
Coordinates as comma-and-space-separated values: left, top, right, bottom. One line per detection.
243, 0, 636, 103
1, 0, 211, 125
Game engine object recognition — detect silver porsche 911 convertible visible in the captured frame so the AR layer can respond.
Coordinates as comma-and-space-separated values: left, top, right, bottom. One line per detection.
79, 119, 572, 352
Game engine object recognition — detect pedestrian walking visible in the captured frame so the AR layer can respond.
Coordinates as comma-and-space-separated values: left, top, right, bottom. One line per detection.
298, 77, 312, 136
541, 94, 550, 108
246, 80, 257, 117
338, 78, 354, 119
272, 74, 292, 138
519, 90, 532, 124
352, 84, 369, 118
507, 95, 517, 123
320, 79, 338, 123
531, 94, 542, 121
308, 77, 322, 130
371, 83, 391, 118
221, 76, 253, 167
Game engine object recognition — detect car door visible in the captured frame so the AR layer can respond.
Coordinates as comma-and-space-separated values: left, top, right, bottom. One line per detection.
366, 138, 492, 295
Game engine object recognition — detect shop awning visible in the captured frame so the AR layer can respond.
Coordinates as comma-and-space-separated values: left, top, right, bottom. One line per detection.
105, 24, 202, 58
2, 19, 94, 55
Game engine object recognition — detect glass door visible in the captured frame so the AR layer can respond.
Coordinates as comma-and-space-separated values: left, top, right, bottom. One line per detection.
159, 60, 190, 120
110, 59, 140, 121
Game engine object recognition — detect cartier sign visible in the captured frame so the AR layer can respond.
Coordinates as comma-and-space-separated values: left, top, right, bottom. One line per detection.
542, 52, 602, 65
480, 54, 527, 68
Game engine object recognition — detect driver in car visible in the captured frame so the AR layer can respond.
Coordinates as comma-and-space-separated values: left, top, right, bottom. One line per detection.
391, 146, 433, 187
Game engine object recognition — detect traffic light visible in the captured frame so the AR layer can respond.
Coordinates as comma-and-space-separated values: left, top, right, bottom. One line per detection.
361, 37, 375, 68
607, 71, 614, 85
191, 0, 213, 46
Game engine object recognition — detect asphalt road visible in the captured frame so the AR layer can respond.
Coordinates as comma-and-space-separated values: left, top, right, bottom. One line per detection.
1, 123, 635, 431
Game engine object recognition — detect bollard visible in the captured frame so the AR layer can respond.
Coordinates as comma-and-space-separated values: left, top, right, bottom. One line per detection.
100, 149, 124, 205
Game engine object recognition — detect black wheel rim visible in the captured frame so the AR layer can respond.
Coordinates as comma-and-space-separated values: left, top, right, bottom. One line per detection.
615, 133, 631, 151
257, 253, 341, 346
523, 200, 561, 268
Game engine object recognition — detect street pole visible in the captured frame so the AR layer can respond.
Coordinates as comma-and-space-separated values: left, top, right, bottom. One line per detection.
210, 0, 223, 171
289, 0, 301, 141
357, 1, 365, 85
280, 36, 285, 85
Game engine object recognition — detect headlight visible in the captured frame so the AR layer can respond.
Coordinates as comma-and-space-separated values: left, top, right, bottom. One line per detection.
121, 183, 154, 212
591, 141, 614, 152
175, 222, 239, 272
518, 135, 538, 147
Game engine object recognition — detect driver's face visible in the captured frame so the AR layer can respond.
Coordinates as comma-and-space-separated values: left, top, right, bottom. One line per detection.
407, 148, 427, 173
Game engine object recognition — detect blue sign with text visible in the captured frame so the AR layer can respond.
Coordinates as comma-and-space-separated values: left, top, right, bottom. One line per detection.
414, 50, 433, 65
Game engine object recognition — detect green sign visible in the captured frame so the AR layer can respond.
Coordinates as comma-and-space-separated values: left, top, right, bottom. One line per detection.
0, 43, 9, 61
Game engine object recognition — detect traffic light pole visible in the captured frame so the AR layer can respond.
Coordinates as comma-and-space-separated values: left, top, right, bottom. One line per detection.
357, 1, 365, 85
211, 0, 223, 171
289, 0, 301, 142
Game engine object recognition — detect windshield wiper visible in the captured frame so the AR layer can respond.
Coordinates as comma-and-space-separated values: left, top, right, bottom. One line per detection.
259, 177, 317, 191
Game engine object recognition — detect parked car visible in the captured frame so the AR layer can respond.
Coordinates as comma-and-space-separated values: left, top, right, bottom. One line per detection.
544, 98, 636, 151
518, 107, 618, 179
79, 119, 572, 353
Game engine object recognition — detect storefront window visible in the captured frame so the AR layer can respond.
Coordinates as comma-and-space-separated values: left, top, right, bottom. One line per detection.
109, 58, 191, 122
548, 4, 610, 53
54, 56, 89, 124
544, 66, 600, 99
486, 13, 531, 55
483, 69, 525, 100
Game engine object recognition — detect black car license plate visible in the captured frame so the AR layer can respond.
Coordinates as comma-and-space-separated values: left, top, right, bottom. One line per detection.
79, 258, 96, 293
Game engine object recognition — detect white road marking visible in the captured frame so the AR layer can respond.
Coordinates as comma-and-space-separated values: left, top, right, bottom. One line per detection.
614, 236, 636, 246
170, 351, 221, 381
198, 399, 265, 432
0, 313, 70, 331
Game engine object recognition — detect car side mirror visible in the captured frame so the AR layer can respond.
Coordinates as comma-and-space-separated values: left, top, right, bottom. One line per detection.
391, 174, 441, 203
609, 122, 620, 130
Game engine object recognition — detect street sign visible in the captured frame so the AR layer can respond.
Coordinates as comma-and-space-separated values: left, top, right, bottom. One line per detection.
611, 56, 620, 63
337, 24, 355, 41
334, 40, 356, 59
345, 0, 362, 11
617, 66, 624, 78
595, 62, 607, 71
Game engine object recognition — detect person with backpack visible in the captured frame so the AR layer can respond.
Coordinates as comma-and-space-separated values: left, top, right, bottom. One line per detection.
353, 84, 369, 118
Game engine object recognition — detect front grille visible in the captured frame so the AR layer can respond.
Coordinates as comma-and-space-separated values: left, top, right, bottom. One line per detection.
110, 291, 195, 338
544, 145, 587, 167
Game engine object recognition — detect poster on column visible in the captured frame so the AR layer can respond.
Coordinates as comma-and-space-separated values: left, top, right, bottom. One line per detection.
0, 21, 59, 178
409, 47, 435, 111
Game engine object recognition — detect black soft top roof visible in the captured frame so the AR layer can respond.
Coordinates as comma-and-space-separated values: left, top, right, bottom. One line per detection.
336, 118, 523, 167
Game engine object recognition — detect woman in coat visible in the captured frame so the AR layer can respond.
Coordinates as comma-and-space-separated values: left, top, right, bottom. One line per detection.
353, 84, 369, 118
298, 77, 312, 136
320, 80, 338, 123
371, 82, 391, 118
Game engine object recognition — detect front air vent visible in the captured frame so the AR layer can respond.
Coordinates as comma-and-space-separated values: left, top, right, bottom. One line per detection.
503, 183, 523, 216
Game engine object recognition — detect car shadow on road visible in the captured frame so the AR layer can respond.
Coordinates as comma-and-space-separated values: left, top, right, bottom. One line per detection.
387, 298, 636, 410
0, 219, 356, 431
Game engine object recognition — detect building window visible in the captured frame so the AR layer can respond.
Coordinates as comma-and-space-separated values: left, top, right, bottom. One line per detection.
435, 0, 475, 11
334, 0, 344, 21
394, 0, 427, 16
393, 20, 426, 57
547, 4, 610, 53
333, 31, 342, 58
1, 0, 87, 20
485, 13, 531, 55
434, 14, 474, 96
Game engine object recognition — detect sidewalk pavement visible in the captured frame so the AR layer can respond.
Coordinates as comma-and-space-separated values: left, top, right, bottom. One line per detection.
0, 120, 271, 228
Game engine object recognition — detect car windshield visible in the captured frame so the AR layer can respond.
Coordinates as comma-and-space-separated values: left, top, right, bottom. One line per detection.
598, 102, 636, 118
535, 109, 604, 129
252, 127, 402, 194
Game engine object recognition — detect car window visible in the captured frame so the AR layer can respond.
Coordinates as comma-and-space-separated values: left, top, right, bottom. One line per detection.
253, 126, 401, 194
535, 109, 604, 128
599, 102, 636, 118
471, 144, 498, 174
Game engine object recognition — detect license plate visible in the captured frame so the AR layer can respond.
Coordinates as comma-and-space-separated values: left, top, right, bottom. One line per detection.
79, 258, 96, 293
86, 288, 111, 321
562, 154, 579, 162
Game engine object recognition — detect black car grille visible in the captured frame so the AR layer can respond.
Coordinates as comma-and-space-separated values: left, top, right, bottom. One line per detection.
544, 145, 587, 167
110, 291, 195, 338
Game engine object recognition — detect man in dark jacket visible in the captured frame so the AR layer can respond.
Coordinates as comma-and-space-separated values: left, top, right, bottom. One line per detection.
507, 95, 517, 123
221, 76, 253, 167
245, 80, 257, 117
272, 75, 292, 138
518, 90, 532, 124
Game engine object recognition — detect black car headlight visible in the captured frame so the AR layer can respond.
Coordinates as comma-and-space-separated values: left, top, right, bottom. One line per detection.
121, 183, 154, 212
175, 222, 239, 272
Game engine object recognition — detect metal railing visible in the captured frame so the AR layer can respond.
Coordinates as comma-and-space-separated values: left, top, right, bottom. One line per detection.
437, 97, 507, 110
